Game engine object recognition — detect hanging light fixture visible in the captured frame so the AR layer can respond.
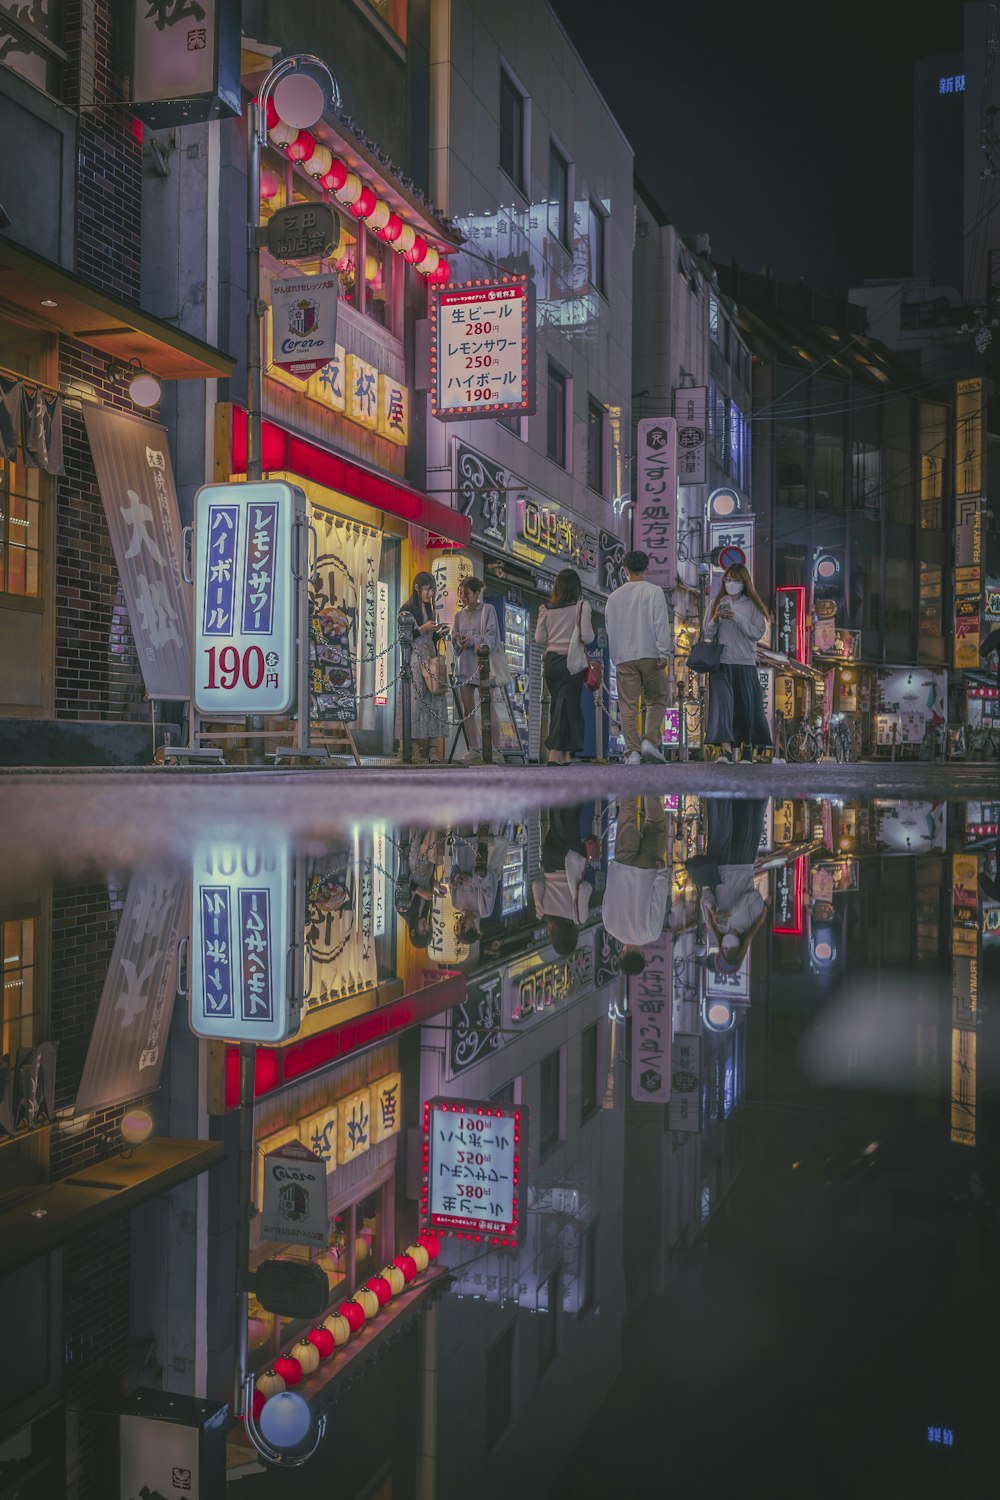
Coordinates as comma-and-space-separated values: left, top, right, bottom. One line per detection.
286, 129, 315, 162
109, 359, 162, 409
303, 143, 333, 180
320, 157, 347, 193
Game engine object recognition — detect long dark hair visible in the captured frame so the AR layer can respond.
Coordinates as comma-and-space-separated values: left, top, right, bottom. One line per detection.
709, 562, 769, 621
548, 568, 581, 609
406, 571, 436, 623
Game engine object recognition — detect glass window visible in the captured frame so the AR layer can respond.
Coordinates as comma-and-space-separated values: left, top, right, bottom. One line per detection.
586, 399, 604, 494
547, 363, 567, 468
776, 427, 807, 509
363, 231, 395, 332
581, 1021, 600, 1120
486, 1324, 515, 1450
708, 295, 720, 344
0, 460, 43, 600
499, 67, 525, 194
361, 0, 407, 41
537, 1265, 560, 1375
852, 441, 881, 515
852, 545, 881, 631
588, 199, 606, 295
540, 1047, 561, 1154
920, 400, 946, 530
0, 0, 61, 94
548, 142, 569, 248
885, 557, 913, 634
919, 561, 942, 636
814, 435, 844, 513
578, 1222, 597, 1316
2, 912, 37, 1056
883, 398, 914, 526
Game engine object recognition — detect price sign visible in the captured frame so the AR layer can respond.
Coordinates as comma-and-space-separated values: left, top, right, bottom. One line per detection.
431, 275, 535, 420
193, 481, 304, 716
422, 1097, 526, 1246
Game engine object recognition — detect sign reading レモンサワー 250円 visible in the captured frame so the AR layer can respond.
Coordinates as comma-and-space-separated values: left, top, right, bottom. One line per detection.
431, 274, 536, 421
422, 1097, 526, 1246
194, 481, 304, 717
634, 417, 677, 589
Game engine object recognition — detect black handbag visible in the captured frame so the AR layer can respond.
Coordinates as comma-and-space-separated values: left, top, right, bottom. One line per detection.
687, 640, 723, 673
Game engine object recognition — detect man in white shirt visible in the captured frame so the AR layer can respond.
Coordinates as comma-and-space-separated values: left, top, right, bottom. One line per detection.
603, 796, 670, 975
604, 550, 670, 765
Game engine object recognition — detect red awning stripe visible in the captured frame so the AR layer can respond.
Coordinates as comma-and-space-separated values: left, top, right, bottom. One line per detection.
230, 405, 469, 544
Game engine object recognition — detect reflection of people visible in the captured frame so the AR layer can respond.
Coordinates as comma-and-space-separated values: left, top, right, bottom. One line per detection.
397, 572, 447, 764
452, 576, 503, 764
402, 829, 441, 948
603, 796, 670, 974
535, 568, 595, 765
701, 562, 771, 762
604, 550, 670, 765
687, 799, 769, 971
449, 823, 513, 942
531, 804, 594, 954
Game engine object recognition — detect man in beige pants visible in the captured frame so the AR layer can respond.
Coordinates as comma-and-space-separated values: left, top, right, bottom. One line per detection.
605, 550, 670, 765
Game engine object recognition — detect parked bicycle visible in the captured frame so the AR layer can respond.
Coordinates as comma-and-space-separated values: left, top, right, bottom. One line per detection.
785, 714, 851, 764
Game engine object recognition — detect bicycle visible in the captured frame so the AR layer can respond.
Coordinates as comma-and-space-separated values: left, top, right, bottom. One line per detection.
969, 724, 1000, 761
785, 718, 821, 763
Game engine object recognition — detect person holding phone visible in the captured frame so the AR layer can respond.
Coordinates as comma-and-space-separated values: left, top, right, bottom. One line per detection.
701, 562, 771, 763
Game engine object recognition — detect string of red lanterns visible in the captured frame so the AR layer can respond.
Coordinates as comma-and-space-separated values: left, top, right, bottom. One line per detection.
261, 98, 451, 284
250, 1230, 442, 1414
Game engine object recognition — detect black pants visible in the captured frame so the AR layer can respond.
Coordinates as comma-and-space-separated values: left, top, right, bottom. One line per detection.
544, 652, 586, 753
706, 664, 772, 748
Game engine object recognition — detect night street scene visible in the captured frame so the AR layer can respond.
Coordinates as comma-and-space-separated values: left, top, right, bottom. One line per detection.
1, 1, 1000, 1498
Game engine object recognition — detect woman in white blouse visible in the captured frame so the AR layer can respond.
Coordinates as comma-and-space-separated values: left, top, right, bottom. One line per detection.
534, 568, 595, 765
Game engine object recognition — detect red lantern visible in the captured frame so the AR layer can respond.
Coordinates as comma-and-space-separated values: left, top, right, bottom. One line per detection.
287, 129, 315, 162
308, 1325, 335, 1360
366, 1276, 392, 1307
272, 1354, 303, 1387
350, 185, 378, 220
264, 96, 280, 132
249, 1389, 266, 1423
404, 234, 428, 265
320, 157, 347, 193
337, 1299, 366, 1332
418, 1230, 442, 1259
394, 1253, 418, 1283
378, 213, 403, 244
430, 260, 451, 284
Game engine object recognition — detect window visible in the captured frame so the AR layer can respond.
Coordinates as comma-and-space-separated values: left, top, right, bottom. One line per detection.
537, 1265, 560, 1376
586, 399, 605, 494
708, 295, 720, 344
920, 401, 946, 530
814, 435, 844, 513
547, 363, 567, 469
851, 440, 881, 514
548, 141, 569, 248
2, 911, 37, 1056
0, 461, 43, 599
499, 67, 525, 194
581, 1021, 600, 1120
492, 1078, 516, 1107
919, 562, 942, 636
485, 1323, 515, 1451
587, 199, 606, 294
776, 427, 807, 509
885, 558, 913, 635
540, 1047, 562, 1155
0, 0, 63, 95
361, 0, 407, 41
578, 1222, 597, 1316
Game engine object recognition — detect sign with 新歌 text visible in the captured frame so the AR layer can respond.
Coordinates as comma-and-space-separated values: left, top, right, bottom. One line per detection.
423, 1097, 525, 1245
431, 276, 535, 420
635, 418, 677, 588
194, 480, 303, 716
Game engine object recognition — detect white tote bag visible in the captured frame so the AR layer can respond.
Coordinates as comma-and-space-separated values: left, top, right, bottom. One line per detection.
566, 601, 587, 674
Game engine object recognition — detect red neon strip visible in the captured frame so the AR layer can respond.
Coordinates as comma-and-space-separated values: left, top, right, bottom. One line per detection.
773, 855, 806, 936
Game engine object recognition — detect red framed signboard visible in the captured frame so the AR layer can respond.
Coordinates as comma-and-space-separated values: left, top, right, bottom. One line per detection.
430, 275, 535, 421
422, 1097, 526, 1246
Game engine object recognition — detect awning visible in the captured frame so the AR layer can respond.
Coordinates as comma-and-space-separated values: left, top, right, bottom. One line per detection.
0, 235, 235, 380
757, 648, 824, 684
228, 404, 471, 546
0, 1136, 225, 1277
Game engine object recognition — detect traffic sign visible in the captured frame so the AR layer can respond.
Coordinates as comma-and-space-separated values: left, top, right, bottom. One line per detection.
718, 544, 746, 569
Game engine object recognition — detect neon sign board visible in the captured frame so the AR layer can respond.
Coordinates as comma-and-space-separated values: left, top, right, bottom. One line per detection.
422, 1098, 526, 1246
775, 585, 808, 664
431, 275, 535, 421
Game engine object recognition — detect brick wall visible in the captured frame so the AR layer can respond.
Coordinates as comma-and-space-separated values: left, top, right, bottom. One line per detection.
63, 1220, 131, 1500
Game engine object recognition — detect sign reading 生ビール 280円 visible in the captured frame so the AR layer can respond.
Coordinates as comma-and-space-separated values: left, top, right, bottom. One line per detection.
430, 274, 536, 421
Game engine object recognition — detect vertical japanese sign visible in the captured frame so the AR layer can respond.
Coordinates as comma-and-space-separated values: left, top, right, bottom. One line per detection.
775, 585, 807, 663
188, 839, 296, 1044
635, 417, 677, 588
82, 404, 191, 699
271, 276, 340, 380
194, 481, 302, 716
75, 870, 188, 1112
431, 275, 535, 420
673, 386, 707, 486
950, 849, 978, 1148
423, 1098, 525, 1246
130, 0, 240, 127
954, 378, 983, 669
630, 932, 672, 1103
668, 1033, 702, 1132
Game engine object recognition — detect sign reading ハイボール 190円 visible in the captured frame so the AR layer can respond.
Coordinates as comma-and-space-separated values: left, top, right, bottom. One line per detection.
431, 275, 535, 421
422, 1098, 526, 1246
194, 481, 304, 716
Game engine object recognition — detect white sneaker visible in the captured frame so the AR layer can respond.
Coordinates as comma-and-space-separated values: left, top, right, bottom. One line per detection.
640, 738, 666, 763
624, 751, 641, 766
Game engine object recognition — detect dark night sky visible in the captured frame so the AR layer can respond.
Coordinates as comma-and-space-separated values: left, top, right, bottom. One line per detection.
551, 0, 967, 294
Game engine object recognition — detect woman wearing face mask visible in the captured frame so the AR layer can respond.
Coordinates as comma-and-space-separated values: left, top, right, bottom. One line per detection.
701, 563, 772, 762
686, 799, 769, 976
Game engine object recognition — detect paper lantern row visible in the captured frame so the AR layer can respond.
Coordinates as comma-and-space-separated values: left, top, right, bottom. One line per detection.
252, 1232, 441, 1408
263, 103, 449, 283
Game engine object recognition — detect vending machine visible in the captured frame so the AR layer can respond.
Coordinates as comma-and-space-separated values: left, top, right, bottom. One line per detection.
487, 596, 531, 760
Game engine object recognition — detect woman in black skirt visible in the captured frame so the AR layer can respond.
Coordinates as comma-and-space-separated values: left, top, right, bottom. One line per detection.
535, 568, 595, 764
701, 562, 772, 762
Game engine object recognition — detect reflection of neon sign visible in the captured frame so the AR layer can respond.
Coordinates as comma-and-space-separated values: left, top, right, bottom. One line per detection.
776, 585, 807, 664
773, 855, 805, 935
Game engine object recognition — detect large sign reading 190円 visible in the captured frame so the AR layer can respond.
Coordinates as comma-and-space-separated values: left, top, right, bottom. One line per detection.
431, 274, 535, 421
422, 1097, 526, 1246
193, 481, 305, 716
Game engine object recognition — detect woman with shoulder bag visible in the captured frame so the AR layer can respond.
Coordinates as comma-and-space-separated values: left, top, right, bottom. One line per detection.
534, 568, 595, 765
396, 571, 448, 764
452, 576, 504, 764
701, 562, 772, 763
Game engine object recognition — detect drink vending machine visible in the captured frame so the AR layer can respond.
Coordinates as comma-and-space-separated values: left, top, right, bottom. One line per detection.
488, 596, 531, 761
